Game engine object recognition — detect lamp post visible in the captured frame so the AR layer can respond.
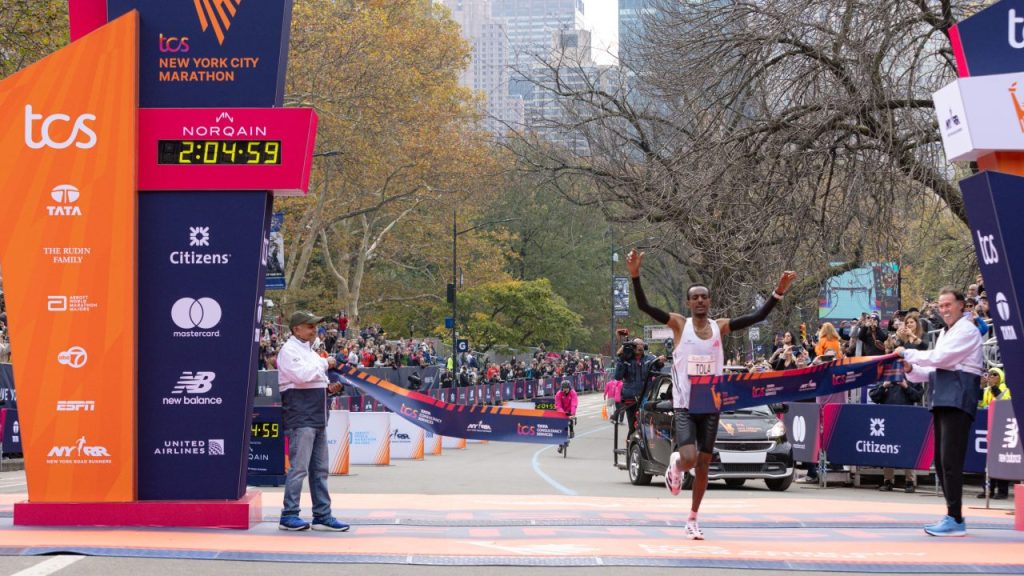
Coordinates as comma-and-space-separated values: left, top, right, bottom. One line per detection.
450, 212, 519, 376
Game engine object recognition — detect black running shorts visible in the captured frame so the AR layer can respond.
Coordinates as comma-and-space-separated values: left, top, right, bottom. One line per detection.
673, 409, 720, 454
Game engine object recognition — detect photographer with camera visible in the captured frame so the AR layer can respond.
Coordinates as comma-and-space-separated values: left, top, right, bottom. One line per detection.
613, 330, 665, 440
858, 312, 888, 356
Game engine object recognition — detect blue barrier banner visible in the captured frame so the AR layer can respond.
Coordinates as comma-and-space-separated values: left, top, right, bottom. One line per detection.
689, 355, 903, 414
988, 399, 1024, 480
0, 364, 14, 410
2, 408, 20, 454
106, 0, 294, 107
783, 402, 821, 463
822, 404, 935, 469
966, 409, 988, 474
336, 367, 569, 444
137, 191, 271, 500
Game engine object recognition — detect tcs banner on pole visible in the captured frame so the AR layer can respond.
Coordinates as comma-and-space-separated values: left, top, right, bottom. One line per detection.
0, 13, 138, 502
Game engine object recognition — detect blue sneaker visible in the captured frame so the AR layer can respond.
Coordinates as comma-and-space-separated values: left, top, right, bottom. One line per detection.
312, 516, 350, 532
279, 516, 311, 531
924, 515, 966, 537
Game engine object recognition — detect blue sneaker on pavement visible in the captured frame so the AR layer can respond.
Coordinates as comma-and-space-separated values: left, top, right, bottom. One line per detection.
312, 516, 350, 532
279, 516, 311, 531
924, 515, 966, 537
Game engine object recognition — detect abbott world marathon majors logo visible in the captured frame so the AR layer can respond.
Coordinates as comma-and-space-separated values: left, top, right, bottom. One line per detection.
171, 297, 222, 338
170, 226, 231, 265
163, 371, 223, 406
153, 438, 225, 456
856, 417, 901, 455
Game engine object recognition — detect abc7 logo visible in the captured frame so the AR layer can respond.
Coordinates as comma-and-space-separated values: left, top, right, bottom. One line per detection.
171, 297, 222, 329
57, 346, 88, 369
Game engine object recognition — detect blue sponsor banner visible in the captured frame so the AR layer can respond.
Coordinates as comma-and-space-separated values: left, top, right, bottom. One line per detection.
689, 355, 903, 414
821, 404, 935, 469
0, 363, 15, 410
337, 367, 569, 444
1, 408, 20, 454
266, 212, 286, 290
953, 0, 1024, 77
988, 400, 1024, 480
783, 402, 821, 463
966, 409, 988, 474
137, 191, 271, 500
106, 0, 294, 107
961, 171, 1024, 436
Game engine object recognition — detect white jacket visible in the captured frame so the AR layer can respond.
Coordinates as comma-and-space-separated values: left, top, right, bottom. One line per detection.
277, 334, 329, 392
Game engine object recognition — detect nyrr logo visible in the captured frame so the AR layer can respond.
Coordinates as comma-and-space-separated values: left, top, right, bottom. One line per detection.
194, 0, 243, 46
47, 436, 111, 463
47, 184, 82, 217
24, 105, 96, 150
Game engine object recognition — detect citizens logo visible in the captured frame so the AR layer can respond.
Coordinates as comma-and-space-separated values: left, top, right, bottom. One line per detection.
24, 105, 97, 150
171, 226, 231, 265
47, 295, 98, 313
869, 417, 885, 437
47, 436, 111, 464
792, 416, 807, 444
194, 0, 242, 46
171, 297, 222, 338
190, 226, 210, 246
164, 371, 223, 406
47, 184, 82, 217
57, 346, 88, 369
57, 400, 95, 412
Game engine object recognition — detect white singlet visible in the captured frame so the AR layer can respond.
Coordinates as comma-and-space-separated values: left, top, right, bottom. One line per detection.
671, 317, 725, 410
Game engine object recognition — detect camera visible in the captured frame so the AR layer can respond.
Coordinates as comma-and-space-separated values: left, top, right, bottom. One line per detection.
620, 341, 636, 360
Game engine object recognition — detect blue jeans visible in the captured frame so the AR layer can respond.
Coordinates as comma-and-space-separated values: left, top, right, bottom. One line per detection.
281, 426, 332, 520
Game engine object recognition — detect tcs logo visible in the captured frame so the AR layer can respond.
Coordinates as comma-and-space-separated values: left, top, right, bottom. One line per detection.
516, 423, 537, 436
159, 33, 190, 53
24, 105, 97, 150
399, 403, 419, 419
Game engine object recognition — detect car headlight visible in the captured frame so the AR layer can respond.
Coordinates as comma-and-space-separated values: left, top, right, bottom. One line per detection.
766, 420, 786, 441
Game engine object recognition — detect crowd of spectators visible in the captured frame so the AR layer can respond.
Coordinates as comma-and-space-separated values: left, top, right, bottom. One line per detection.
444, 347, 604, 388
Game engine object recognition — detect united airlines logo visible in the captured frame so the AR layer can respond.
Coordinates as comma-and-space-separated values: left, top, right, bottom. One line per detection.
194, 0, 243, 46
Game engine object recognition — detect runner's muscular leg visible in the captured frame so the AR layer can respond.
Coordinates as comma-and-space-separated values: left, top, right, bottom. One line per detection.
690, 451, 713, 513
677, 444, 698, 472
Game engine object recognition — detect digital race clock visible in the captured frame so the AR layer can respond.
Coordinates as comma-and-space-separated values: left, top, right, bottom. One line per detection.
139, 108, 318, 196
250, 421, 280, 439
158, 140, 282, 165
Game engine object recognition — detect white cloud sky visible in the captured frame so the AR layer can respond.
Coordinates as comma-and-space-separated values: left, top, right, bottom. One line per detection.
585, 0, 619, 65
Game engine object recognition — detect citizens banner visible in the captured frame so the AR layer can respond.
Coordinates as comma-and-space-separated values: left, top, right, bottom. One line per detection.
336, 366, 569, 445
689, 354, 904, 414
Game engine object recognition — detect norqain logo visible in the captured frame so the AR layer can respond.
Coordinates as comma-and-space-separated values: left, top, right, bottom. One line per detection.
24, 105, 97, 150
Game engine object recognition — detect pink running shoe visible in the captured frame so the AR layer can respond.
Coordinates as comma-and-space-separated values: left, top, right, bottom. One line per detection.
665, 452, 681, 496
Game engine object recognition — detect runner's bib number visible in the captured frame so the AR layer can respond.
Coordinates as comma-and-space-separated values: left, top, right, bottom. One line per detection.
687, 354, 714, 376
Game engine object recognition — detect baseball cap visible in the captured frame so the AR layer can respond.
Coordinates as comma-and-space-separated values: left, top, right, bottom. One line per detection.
289, 310, 324, 329
869, 312, 879, 319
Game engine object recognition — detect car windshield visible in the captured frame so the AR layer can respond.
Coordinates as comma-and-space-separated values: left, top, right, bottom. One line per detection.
724, 405, 773, 416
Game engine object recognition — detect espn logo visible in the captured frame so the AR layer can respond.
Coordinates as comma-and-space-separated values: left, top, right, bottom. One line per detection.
57, 400, 95, 412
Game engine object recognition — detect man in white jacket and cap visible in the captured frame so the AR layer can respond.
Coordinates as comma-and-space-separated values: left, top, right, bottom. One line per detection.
277, 311, 348, 532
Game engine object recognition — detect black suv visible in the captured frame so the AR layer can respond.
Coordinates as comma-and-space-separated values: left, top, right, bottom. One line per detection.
624, 372, 795, 491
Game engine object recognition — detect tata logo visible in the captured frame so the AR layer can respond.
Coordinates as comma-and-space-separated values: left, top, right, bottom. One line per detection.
57, 346, 88, 369
173, 371, 216, 394
869, 417, 885, 437
24, 105, 97, 150
516, 423, 537, 436
977, 230, 999, 265
159, 33, 190, 53
47, 184, 82, 217
194, 0, 243, 46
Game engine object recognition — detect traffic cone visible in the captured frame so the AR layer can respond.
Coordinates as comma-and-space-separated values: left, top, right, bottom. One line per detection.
601, 404, 608, 420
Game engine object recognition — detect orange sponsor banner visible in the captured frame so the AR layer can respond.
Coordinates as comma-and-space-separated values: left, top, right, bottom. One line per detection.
0, 13, 138, 502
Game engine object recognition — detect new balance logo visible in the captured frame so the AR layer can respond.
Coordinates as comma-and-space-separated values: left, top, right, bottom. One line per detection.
194, 0, 242, 46
173, 371, 216, 394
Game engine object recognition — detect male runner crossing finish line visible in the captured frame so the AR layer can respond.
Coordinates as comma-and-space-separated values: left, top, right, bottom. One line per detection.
626, 249, 796, 540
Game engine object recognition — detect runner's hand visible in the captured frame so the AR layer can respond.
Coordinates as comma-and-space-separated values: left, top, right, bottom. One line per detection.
626, 249, 643, 278
775, 271, 797, 295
